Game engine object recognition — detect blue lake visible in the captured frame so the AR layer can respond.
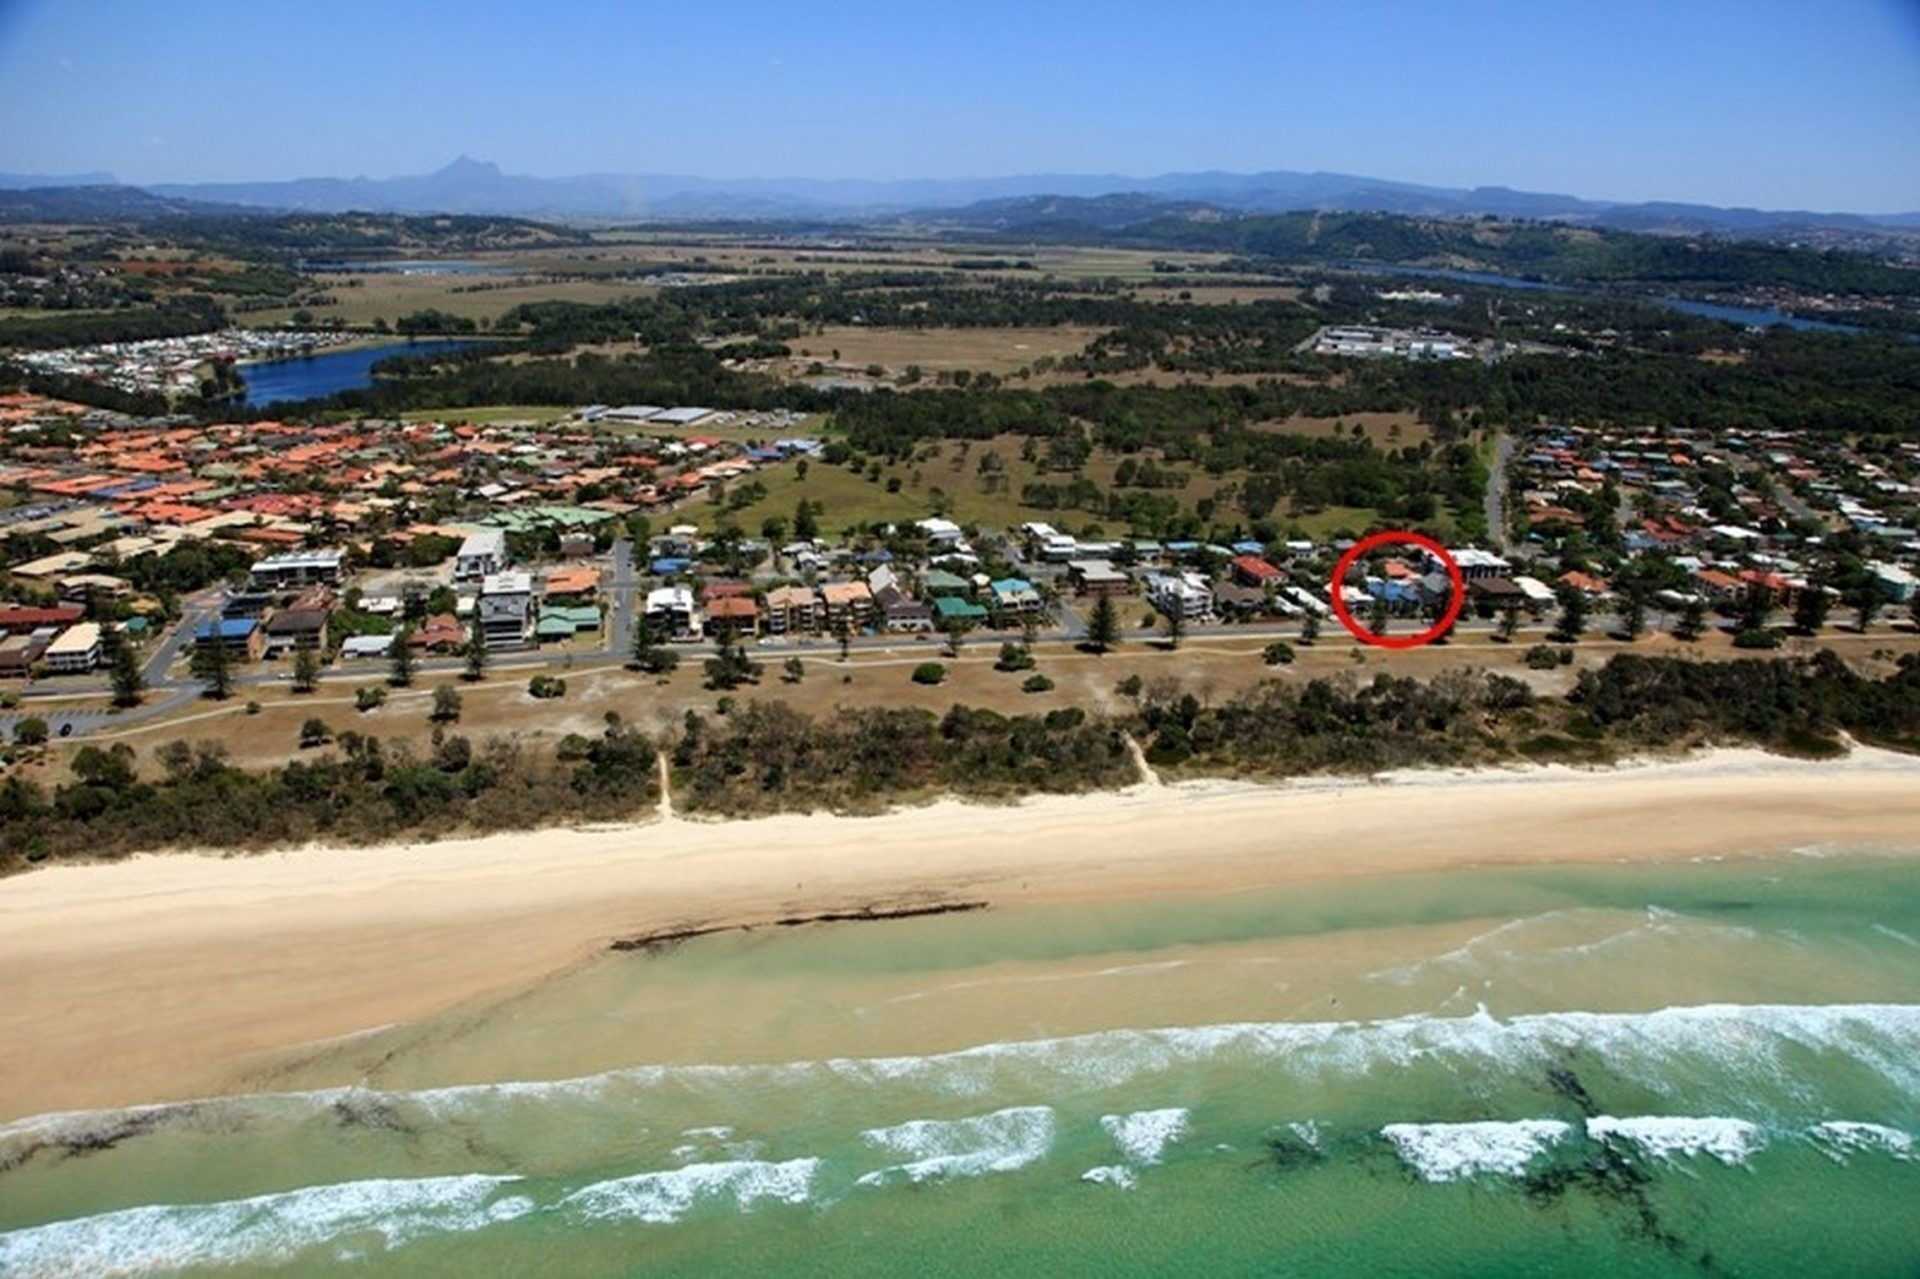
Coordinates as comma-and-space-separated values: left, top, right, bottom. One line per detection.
240, 339, 481, 407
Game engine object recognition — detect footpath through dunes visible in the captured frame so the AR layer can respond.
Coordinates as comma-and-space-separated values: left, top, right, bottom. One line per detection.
3, 746, 1920, 1121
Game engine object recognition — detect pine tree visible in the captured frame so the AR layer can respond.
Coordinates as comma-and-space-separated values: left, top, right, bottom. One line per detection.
291, 643, 320, 694
1674, 597, 1707, 641
389, 625, 416, 687
1300, 613, 1321, 645
1087, 594, 1119, 654
1163, 605, 1186, 651
1497, 600, 1521, 643
463, 610, 488, 682
108, 637, 144, 708
190, 634, 233, 700
1793, 587, 1831, 635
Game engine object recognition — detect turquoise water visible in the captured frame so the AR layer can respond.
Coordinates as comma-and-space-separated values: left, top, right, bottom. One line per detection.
2, 855, 1917, 1276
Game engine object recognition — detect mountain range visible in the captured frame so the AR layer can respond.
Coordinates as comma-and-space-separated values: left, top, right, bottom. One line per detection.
4, 157, 1918, 242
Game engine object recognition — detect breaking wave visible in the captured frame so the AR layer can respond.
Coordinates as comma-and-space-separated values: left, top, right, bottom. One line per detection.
856, 1105, 1056, 1185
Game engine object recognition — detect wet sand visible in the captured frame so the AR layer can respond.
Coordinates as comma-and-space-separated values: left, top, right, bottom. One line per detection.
4, 747, 1919, 1122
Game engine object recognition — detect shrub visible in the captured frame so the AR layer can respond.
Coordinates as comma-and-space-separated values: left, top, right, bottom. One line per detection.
244, 701, 262, 715
1263, 641, 1296, 666
430, 684, 462, 723
1022, 674, 1055, 693
912, 662, 948, 685
1115, 674, 1143, 698
1525, 644, 1570, 670
13, 716, 48, 746
355, 685, 387, 712
995, 642, 1036, 672
298, 718, 331, 749
1733, 629, 1783, 650
528, 674, 568, 699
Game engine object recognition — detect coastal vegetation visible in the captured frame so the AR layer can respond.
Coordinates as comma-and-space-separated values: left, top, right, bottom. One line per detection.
5, 654, 1917, 870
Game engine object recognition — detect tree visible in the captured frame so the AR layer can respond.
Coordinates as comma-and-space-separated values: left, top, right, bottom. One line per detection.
463, 611, 488, 682
1367, 597, 1390, 637
291, 643, 320, 694
793, 498, 818, 542
13, 716, 48, 746
108, 638, 144, 708
1300, 613, 1321, 645
782, 656, 806, 684
1848, 584, 1881, 633
298, 717, 331, 748
190, 635, 233, 700
1909, 592, 1920, 632
703, 629, 762, 690
431, 684, 462, 723
1617, 588, 1647, 642
1162, 606, 1186, 651
1496, 600, 1521, 644
1087, 594, 1119, 654
942, 618, 972, 659
1793, 587, 1832, 635
1674, 597, 1707, 642
911, 662, 947, 685
1551, 586, 1588, 643
389, 625, 416, 687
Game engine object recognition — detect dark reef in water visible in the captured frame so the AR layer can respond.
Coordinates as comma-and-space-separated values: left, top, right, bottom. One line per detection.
611, 900, 989, 953
0, 1104, 199, 1175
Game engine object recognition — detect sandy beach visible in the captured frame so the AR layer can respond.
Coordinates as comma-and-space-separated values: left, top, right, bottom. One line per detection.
4, 747, 1920, 1123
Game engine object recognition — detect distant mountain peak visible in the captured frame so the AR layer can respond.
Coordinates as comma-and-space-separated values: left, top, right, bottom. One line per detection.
434, 156, 502, 179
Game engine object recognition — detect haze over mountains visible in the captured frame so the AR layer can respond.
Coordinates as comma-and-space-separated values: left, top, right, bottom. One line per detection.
4, 156, 1918, 239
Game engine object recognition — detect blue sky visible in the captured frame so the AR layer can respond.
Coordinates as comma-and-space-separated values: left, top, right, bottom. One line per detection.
2, 0, 1918, 210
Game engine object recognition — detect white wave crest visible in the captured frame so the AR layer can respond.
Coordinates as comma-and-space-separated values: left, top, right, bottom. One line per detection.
0, 1174, 528, 1279
1808, 1121, 1915, 1163
1382, 1120, 1572, 1182
856, 1105, 1055, 1185
1587, 1116, 1764, 1165
7, 1004, 1919, 1163
560, 1158, 820, 1225
1099, 1108, 1190, 1164
1079, 1165, 1138, 1189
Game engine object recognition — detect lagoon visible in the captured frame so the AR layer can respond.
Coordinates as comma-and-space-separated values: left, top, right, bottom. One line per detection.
240, 338, 480, 407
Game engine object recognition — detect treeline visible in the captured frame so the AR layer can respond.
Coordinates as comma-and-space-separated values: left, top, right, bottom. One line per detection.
671, 701, 1135, 815
0, 717, 656, 868
5, 655, 1918, 869
984, 206, 1920, 297
0, 294, 226, 351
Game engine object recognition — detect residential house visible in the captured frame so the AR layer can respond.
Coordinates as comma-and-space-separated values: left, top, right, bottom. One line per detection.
1229, 555, 1284, 589
264, 606, 330, 657
989, 578, 1043, 617
0, 604, 83, 635
0, 632, 47, 677
1145, 571, 1212, 619
1067, 559, 1132, 598
704, 594, 760, 637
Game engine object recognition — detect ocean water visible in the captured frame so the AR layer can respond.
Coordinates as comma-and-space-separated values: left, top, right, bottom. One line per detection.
3, 855, 1918, 1276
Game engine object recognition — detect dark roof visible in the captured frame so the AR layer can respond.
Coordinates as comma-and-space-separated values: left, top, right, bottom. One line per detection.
265, 607, 330, 634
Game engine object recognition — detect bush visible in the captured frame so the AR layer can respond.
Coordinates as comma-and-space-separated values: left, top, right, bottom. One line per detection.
1263, 641, 1296, 666
1115, 674, 1144, 698
244, 701, 262, 715
1022, 674, 1055, 693
528, 674, 568, 699
912, 662, 948, 685
298, 718, 331, 749
431, 684, 462, 723
1525, 644, 1570, 670
995, 642, 1036, 672
355, 685, 387, 712
1733, 629, 1783, 650
13, 716, 48, 746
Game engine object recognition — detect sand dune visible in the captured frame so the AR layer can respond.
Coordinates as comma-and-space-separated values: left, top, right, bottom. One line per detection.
4, 747, 1919, 1122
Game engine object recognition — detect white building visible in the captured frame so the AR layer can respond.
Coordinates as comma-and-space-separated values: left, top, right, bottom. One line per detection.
456, 529, 508, 583
248, 549, 344, 591
1145, 571, 1212, 620
42, 622, 103, 674
645, 585, 700, 640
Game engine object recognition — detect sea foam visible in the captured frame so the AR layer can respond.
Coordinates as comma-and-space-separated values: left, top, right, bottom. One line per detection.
1099, 1108, 1190, 1164
560, 1158, 821, 1225
1807, 1121, 1915, 1163
1380, 1120, 1572, 1182
1586, 1116, 1765, 1166
857, 1105, 1056, 1185
0, 1174, 529, 1279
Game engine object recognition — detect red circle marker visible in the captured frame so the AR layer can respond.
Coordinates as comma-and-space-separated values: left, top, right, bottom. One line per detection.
1327, 530, 1466, 650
